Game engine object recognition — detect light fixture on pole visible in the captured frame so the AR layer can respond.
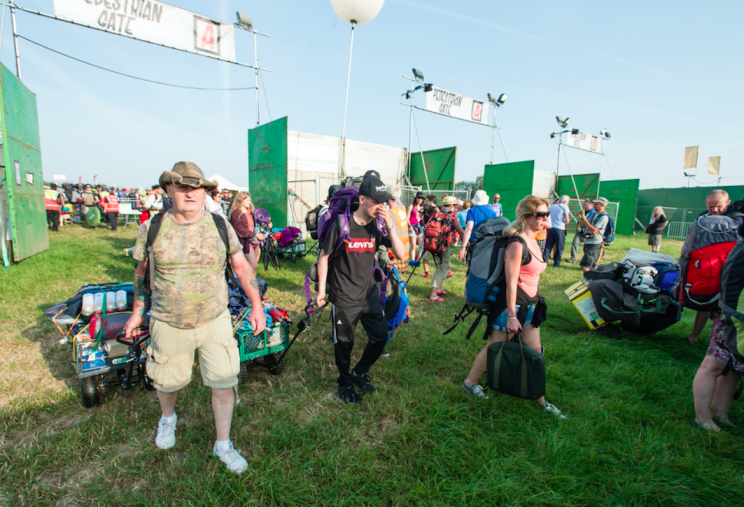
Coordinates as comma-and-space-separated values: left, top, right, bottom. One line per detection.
330, 0, 385, 177
236, 12, 271, 127
487, 92, 509, 163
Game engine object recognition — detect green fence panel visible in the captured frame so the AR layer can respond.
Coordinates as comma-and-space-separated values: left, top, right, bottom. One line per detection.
249, 117, 288, 228
600, 179, 639, 235
1, 64, 48, 262
409, 147, 456, 191
636, 185, 744, 229
556, 173, 600, 200
483, 161, 535, 221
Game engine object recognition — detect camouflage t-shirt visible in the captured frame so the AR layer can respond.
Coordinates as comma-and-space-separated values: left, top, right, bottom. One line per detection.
134, 211, 243, 329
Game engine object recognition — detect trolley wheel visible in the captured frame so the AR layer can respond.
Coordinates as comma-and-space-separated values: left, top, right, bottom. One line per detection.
238, 362, 249, 385
266, 353, 286, 376
81, 376, 99, 408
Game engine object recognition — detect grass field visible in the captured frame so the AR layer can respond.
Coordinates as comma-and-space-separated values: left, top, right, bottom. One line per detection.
2, 226, 744, 506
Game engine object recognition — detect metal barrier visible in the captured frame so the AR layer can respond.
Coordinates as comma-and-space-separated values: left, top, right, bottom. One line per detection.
667, 221, 693, 239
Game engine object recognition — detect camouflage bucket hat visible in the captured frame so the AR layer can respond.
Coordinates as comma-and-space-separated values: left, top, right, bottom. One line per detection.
159, 161, 218, 191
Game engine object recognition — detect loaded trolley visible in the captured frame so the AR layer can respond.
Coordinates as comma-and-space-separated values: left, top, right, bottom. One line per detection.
45, 283, 155, 408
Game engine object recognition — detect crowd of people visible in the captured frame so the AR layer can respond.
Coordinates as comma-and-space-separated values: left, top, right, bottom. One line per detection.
44, 181, 237, 232
87, 160, 738, 473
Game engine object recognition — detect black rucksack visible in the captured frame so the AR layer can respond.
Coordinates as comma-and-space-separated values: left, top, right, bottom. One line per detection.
305, 204, 327, 240
590, 279, 680, 335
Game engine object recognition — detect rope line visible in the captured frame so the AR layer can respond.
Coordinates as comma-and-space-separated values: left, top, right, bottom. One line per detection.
18, 35, 256, 91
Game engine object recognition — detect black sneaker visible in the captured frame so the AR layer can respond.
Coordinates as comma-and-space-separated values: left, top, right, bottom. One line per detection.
351, 371, 376, 394
337, 384, 362, 404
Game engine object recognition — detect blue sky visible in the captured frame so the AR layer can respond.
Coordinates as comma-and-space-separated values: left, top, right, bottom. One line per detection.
5, 0, 744, 190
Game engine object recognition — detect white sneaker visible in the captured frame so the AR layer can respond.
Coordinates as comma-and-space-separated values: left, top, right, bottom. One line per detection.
155, 414, 177, 449
213, 441, 248, 474
543, 401, 567, 419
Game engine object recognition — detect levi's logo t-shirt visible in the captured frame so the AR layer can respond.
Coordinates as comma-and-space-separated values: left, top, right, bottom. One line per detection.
321, 215, 392, 308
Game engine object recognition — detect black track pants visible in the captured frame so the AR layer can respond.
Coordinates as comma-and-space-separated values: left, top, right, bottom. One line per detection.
332, 300, 388, 387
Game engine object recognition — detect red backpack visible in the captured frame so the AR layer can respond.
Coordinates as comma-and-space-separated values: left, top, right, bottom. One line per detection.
678, 214, 741, 311
424, 211, 454, 254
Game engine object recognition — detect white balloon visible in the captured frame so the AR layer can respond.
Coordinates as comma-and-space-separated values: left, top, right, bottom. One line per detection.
330, 0, 385, 26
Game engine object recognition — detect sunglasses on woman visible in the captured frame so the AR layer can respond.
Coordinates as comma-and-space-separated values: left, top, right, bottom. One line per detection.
530, 211, 550, 219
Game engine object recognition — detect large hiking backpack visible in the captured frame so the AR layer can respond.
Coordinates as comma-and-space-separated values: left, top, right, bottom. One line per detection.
463, 217, 518, 309
305, 204, 328, 240
678, 214, 741, 311
721, 240, 744, 363
304, 185, 387, 315
445, 218, 530, 340
384, 266, 410, 343
423, 210, 454, 254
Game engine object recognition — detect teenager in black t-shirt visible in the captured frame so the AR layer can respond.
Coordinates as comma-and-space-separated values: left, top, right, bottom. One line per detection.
317, 176, 406, 403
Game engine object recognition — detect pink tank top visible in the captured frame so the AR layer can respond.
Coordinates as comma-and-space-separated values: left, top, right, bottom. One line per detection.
409, 206, 419, 225
506, 240, 546, 298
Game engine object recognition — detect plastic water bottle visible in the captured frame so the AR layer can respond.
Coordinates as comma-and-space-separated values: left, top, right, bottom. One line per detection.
81, 294, 94, 316
94, 293, 104, 314
115, 290, 127, 311
105, 293, 117, 313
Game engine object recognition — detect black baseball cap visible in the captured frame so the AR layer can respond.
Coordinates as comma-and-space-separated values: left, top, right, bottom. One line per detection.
359, 176, 392, 202
363, 170, 381, 181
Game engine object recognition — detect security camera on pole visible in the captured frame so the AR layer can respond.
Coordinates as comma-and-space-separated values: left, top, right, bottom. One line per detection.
330, 0, 385, 178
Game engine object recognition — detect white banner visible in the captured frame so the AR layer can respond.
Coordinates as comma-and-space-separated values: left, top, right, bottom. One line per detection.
53, 0, 237, 63
565, 130, 600, 152
425, 87, 488, 125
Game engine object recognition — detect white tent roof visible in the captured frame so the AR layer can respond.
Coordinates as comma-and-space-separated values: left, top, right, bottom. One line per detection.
208, 174, 248, 192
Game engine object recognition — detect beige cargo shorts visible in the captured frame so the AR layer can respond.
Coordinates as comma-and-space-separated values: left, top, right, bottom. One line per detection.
146, 309, 239, 393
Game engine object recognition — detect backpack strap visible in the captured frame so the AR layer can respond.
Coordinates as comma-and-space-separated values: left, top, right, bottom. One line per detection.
210, 213, 239, 288
443, 304, 477, 336
144, 212, 165, 292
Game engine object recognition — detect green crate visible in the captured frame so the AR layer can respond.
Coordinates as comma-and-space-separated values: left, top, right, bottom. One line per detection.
235, 321, 289, 362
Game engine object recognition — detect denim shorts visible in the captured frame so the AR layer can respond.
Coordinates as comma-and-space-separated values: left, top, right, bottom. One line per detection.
492, 304, 535, 331
410, 224, 423, 237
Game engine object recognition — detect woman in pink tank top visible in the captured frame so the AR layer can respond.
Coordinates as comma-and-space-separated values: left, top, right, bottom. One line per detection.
407, 194, 424, 261
462, 196, 566, 418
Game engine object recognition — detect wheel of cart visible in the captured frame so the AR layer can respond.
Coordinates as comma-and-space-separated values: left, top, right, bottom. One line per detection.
275, 239, 307, 264
75, 326, 153, 408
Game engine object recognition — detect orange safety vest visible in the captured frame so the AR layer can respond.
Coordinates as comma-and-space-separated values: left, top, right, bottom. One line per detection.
102, 195, 119, 213
44, 189, 60, 211
388, 204, 410, 269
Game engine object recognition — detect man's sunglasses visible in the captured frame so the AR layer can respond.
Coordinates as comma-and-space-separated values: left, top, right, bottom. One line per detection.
530, 211, 550, 219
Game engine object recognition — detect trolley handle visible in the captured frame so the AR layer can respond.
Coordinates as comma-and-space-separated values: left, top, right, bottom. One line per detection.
115, 327, 150, 348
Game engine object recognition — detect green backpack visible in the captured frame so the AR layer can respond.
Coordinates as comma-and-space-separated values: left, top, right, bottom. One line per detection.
721, 240, 744, 362
486, 331, 546, 400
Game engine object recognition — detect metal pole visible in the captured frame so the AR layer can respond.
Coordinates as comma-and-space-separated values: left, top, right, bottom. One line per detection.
494, 117, 509, 163
411, 107, 430, 192
253, 31, 259, 126
10, 5, 20, 78
490, 107, 496, 164
555, 134, 562, 180
407, 95, 413, 180
339, 23, 356, 177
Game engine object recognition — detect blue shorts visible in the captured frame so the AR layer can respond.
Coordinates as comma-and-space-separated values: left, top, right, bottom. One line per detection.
410, 224, 423, 237
492, 305, 535, 331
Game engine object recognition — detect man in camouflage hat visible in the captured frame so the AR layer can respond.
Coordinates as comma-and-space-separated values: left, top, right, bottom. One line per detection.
124, 161, 265, 474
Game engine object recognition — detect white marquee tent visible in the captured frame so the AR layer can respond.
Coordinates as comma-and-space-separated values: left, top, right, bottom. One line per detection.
207, 174, 248, 192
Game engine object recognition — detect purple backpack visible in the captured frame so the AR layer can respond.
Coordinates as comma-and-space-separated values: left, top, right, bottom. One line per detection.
304, 185, 387, 314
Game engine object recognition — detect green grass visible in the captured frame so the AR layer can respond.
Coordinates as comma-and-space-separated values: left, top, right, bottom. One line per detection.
2, 227, 744, 506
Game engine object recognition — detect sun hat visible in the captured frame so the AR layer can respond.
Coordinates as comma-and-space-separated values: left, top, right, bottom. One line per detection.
472, 189, 489, 206
442, 195, 458, 205
159, 161, 218, 191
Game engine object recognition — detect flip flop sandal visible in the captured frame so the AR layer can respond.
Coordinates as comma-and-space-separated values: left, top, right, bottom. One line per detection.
437, 290, 447, 296
428, 296, 445, 303
692, 421, 723, 432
